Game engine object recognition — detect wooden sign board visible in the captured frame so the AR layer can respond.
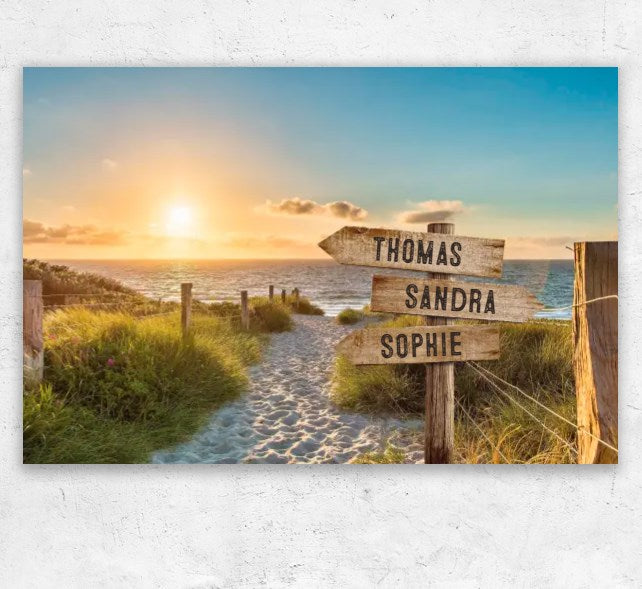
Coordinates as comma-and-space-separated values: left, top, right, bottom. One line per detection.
370, 275, 542, 323
337, 325, 500, 365
319, 226, 504, 278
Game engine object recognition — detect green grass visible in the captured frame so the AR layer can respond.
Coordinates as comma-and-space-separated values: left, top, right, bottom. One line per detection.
249, 297, 293, 332
284, 293, 324, 315
336, 308, 363, 325
24, 309, 264, 463
332, 314, 576, 464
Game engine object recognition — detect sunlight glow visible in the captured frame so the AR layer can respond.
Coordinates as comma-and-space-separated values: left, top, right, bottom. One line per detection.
165, 205, 194, 237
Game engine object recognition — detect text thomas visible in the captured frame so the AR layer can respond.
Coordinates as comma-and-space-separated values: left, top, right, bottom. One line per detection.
373, 237, 462, 267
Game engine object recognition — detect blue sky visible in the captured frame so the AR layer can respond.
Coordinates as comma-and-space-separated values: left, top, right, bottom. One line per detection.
23, 67, 617, 259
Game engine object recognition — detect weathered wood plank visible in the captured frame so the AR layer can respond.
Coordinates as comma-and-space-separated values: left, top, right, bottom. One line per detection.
318, 226, 504, 278
241, 290, 249, 330
371, 275, 541, 323
573, 241, 618, 464
23, 279, 43, 384
424, 222, 455, 464
337, 325, 499, 365
181, 282, 192, 339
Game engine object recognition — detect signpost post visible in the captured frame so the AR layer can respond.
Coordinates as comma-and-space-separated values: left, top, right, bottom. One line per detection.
319, 222, 538, 464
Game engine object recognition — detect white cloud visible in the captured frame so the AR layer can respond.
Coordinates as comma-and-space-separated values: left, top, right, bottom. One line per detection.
22, 168, 32, 177
102, 158, 118, 171
397, 200, 467, 224
263, 197, 367, 221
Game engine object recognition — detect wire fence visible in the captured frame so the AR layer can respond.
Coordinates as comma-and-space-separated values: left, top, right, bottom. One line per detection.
451, 293, 618, 464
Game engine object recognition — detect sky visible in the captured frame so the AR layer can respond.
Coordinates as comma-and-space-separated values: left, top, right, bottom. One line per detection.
23, 67, 617, 259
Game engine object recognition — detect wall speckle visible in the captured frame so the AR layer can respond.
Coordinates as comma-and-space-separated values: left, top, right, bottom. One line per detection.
1, 2, 640, 586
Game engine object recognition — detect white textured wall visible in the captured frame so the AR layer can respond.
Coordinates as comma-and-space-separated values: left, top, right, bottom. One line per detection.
1, 2, 640, 586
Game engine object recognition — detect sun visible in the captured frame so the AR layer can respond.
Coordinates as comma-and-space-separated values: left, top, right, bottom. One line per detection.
165, 205, 194, 237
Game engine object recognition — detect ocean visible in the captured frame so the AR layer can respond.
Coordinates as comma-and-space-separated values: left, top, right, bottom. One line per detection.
48, 259, 575, 320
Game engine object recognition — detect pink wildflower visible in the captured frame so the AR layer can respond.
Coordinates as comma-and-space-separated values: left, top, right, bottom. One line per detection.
106, 357, 115, 367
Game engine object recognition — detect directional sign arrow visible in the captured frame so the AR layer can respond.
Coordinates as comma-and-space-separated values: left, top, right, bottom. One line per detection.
337, 325, 500, 365
318, 226, 504, 278
370, 275, 542, 323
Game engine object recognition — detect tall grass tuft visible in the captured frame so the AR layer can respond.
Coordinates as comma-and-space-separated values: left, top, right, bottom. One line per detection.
249, 297, 293, 332
336, 308, 363, 325
284, 293, 324, 315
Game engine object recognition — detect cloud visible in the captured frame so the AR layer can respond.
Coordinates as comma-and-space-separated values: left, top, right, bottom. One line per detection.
23, 218, 127, 246
222, 234, 308, 249
62, 205, 76, 213
397, 200, 467, 224
263, 197, 367, 221
23, 168, 32, 177
102, 158, 118, 171
508, 236, 577, 248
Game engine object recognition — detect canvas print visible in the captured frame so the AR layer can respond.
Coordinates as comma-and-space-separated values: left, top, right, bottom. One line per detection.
22, 67, 618, 464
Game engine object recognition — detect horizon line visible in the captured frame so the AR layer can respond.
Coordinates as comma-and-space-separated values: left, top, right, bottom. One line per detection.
29, 257, 575, 262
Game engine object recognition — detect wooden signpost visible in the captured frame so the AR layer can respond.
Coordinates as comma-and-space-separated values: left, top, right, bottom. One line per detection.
370, 275, 542, 323
319, 221, 540, 464
318, 225, 505, 277
337, 325, 499, 365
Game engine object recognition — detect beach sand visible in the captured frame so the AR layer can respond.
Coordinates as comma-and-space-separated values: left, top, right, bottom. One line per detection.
152, 315, 423, 464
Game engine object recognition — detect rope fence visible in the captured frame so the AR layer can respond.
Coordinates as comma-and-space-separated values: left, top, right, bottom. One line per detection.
468, 360, 618, 455
541, 294, 618, 314
465, 361, 579, 456
33, 282, 300, 338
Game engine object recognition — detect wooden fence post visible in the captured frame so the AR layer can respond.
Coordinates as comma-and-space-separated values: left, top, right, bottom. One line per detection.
573, 241, 618, 464
181, 283, 192, 339
269, 285, 274, 301
293, 287, 300, 311
424, 223, 455, 463
23, 280, 44, 384
241, 290, 249, 330
281, 289, 286, 304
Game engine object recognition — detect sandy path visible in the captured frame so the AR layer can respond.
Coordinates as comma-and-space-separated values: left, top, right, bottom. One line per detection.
152, 315, 423, 464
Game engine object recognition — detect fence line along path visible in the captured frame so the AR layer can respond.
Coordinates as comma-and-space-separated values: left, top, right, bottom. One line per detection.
23, 281, 303, 382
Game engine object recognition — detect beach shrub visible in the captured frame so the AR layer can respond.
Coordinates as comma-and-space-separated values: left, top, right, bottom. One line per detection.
23, 259, 142, 305
336, 308, 363, 325
24, 309, 263, 463
250, 299, 293, 332
332, 315, 576, 464
284, 294, 324, 315
22, 259, 178, 318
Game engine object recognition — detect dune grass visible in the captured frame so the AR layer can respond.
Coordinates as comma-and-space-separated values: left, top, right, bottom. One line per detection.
336, 308, 363, 325
285, 293, 324, 316
332, 314, 576, 464
24, 309, 264, 463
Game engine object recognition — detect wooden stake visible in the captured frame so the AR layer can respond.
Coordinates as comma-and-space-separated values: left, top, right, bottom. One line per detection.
281, 289, 286, 304
293, 287, 300, 311
181, 283, 192, 339
241, 290, 249, 330
424, 223, 455, 463
23, 280, 43, 385
573, 241, 618, 464
269, 285, 274, 301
